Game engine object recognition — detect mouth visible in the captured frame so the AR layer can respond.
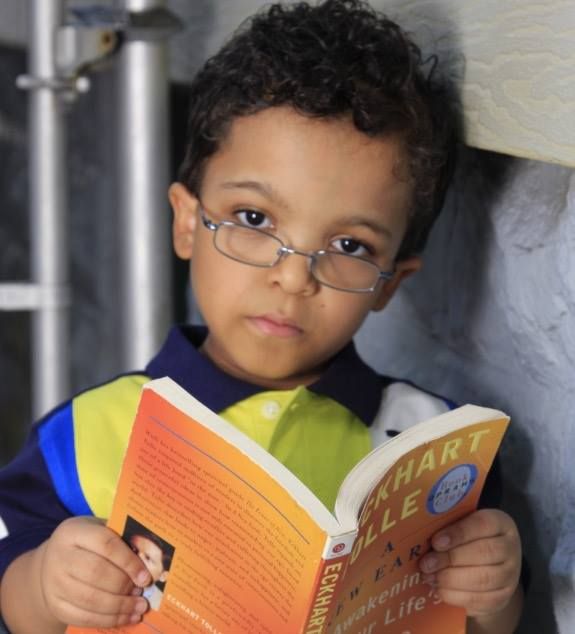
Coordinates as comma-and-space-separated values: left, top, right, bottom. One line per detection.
248, 314, 304, 338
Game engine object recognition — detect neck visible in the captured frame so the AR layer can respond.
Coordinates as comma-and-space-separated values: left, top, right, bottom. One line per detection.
198, 342, 327, 390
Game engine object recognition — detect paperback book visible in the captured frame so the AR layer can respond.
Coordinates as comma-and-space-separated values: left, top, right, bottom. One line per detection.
67, 376, 509, 634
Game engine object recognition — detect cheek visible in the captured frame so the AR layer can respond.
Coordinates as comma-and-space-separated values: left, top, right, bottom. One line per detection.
321, 295, 375, 341
191, 257, 251, 314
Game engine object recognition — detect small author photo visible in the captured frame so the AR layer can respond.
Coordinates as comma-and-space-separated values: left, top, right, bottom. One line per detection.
122, 516, 175, 611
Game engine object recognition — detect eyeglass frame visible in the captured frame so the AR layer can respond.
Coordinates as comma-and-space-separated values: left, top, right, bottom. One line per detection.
198, 204, 395, 293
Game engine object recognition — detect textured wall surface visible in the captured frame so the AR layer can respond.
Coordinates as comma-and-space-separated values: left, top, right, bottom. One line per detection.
0, 1, 573, 632
384, 0, 575, 167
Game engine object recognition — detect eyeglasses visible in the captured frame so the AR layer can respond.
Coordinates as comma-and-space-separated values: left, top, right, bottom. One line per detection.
199, 206, 394, 293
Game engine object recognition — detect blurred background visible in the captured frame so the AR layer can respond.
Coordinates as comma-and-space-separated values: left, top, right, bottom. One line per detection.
0, 2, 573, 633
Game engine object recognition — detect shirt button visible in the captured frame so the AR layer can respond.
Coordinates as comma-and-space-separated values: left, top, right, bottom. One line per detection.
261, 401, 281, 420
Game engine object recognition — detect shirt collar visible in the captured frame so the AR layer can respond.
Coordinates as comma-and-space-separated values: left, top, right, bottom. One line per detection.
146, 325, 383, 426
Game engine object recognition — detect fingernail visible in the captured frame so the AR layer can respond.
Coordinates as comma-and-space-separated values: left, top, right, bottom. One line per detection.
434, 534, 450, 549
130, 613, 143, 624
134, 599, 148, 614
137, 570, 150, 586
423, 555, 438, 571
131, 586, 143, 596
422, 573, 437, 586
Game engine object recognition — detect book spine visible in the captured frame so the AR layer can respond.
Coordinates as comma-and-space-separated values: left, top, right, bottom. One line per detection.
301, 534, 356, 634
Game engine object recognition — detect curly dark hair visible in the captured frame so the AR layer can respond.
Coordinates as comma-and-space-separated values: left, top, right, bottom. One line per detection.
178, 0, 458, 259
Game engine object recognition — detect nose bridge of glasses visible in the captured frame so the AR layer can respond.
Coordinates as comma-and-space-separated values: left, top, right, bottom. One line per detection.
277, 245, 320, 273
271, 245, 319, 294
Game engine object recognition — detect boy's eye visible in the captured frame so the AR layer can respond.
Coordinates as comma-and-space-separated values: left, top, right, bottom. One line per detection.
234, 209, 271, 229
332, 237, 372, 258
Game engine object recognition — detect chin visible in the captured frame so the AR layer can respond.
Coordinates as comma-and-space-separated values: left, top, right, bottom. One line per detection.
246, 360, 321, 388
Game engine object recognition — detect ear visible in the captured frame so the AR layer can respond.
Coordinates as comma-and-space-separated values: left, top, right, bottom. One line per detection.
169, 182, 199, 260
371, 256, 422, 312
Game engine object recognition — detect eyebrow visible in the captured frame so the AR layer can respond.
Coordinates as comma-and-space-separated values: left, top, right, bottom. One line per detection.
338, 215, 394, 240
219, 180, 289, 207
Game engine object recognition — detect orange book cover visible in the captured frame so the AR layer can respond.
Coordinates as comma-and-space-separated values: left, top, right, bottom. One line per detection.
67, 378, 509, 634
322, 416, 508, 634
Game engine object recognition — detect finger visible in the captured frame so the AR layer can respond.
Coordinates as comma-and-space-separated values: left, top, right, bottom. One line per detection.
421, 534, 518, 573
431, 509, 517, 552
67, 547, 138, 594
65, 519, 151, 587
435, 585, 516, 617
419, 550, 451, 575
436, 562, 519, 593
52, 577, 149, 617
50, 597, 147, 630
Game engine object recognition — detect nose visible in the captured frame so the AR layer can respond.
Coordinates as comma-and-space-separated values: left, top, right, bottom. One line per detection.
268, 250, 317, 295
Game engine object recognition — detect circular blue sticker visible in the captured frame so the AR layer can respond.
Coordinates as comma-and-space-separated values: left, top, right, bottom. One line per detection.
426, 464, 478, 515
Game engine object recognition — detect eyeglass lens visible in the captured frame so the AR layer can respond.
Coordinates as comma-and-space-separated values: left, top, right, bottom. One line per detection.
215, 223, 281, 265
213, 222, 381, 291
312, 252, 378, 290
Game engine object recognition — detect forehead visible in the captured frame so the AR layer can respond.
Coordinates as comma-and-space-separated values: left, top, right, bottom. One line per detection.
201, 107, 413, 224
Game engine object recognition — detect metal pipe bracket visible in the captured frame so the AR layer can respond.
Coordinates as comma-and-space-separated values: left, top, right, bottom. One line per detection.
16, 5, 182, 101
0, 284, 71, 312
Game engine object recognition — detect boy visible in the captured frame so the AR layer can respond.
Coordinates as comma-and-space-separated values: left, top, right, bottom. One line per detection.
124, 521, 173, 612
0, 1, 522, 633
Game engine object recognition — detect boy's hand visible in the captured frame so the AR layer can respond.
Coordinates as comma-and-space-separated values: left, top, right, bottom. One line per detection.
38, 516, 152, 629
419, 509, 522, 619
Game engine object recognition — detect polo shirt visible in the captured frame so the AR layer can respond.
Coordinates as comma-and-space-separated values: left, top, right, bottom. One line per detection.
0, 325, 457, 581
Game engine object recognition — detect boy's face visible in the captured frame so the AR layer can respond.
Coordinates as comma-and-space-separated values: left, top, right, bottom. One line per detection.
130, 534, 168, 584
170, 106, 420, 389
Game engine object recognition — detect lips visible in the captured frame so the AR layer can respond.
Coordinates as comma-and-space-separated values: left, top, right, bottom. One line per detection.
249, 314, 304, 338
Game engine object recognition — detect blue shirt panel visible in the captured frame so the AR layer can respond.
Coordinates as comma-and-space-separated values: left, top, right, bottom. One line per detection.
37, 401, 92, 516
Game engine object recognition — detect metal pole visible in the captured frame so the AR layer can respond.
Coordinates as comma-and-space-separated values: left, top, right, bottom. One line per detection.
118, 0, 172, 370
28, 0, 70, 418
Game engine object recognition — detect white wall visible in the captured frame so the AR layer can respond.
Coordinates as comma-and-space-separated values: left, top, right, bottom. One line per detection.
356, 149, 574, 633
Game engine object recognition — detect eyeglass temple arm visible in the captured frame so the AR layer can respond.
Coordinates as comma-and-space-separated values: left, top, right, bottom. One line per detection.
200, 209, 218, 231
